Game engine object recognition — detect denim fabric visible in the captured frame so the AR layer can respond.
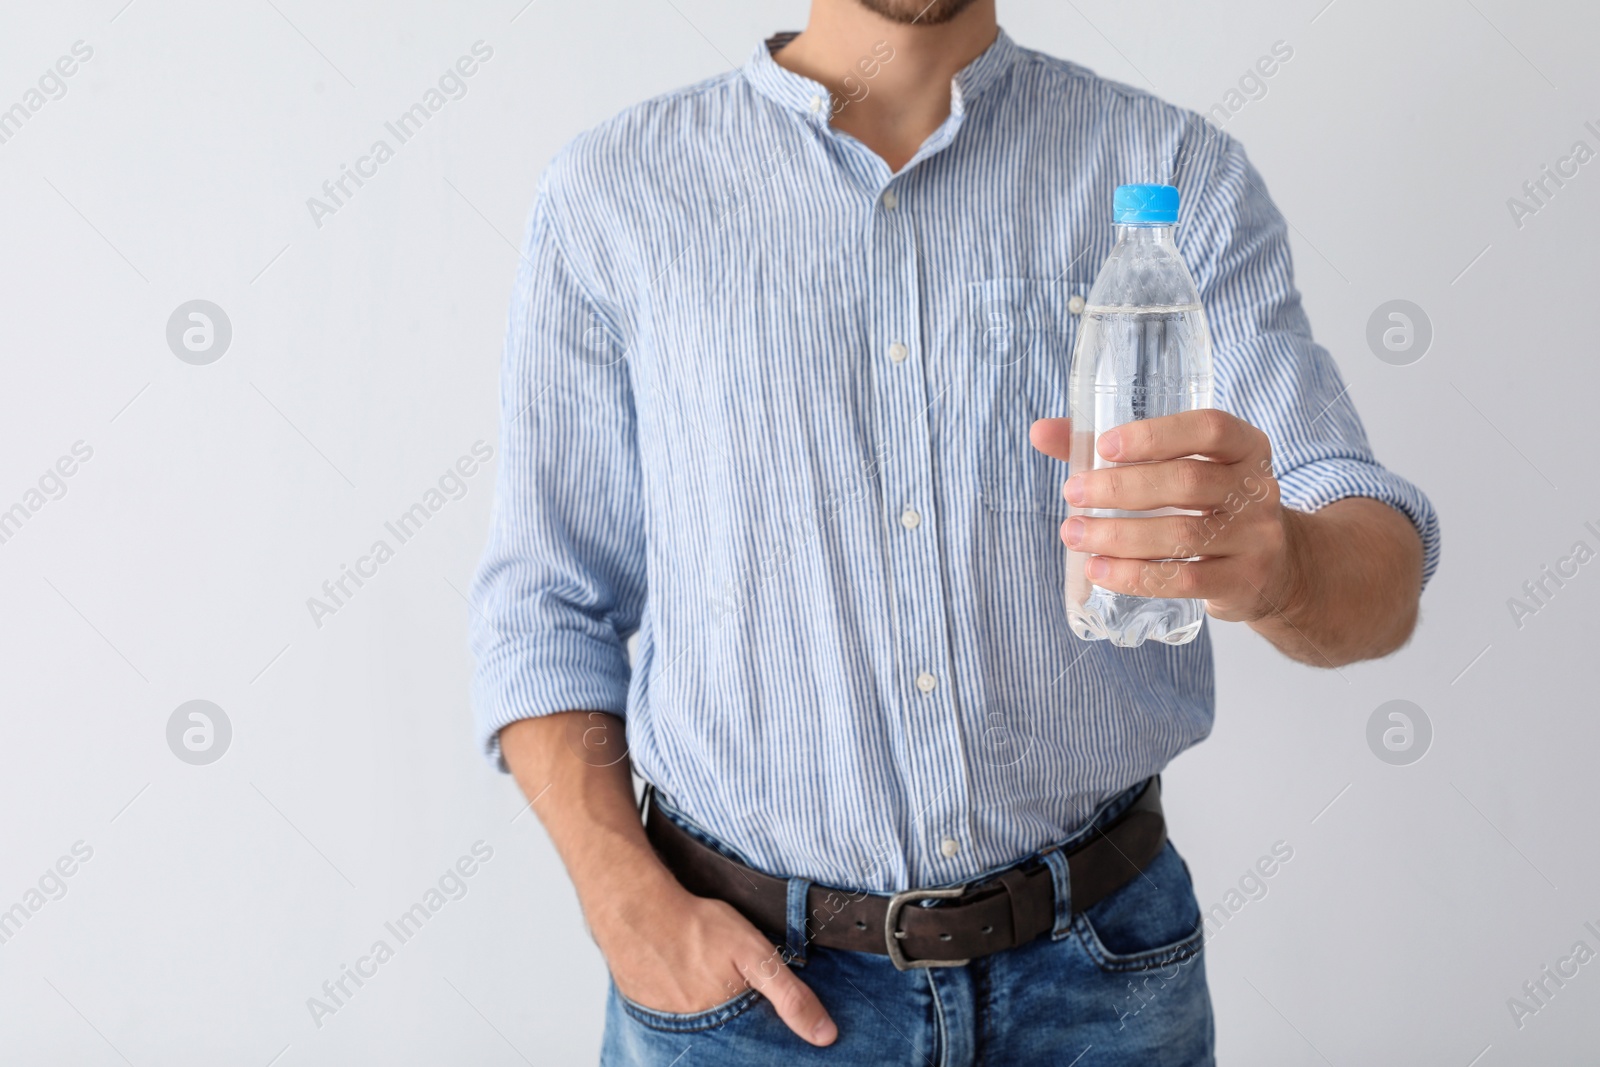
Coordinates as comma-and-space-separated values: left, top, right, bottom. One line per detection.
602, 789, 1212, 1066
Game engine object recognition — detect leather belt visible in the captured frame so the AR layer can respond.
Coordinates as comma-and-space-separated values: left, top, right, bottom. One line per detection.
644, 777, 1166, 970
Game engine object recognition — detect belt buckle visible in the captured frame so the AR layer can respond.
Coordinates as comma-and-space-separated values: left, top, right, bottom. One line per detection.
883, 884, 969, 971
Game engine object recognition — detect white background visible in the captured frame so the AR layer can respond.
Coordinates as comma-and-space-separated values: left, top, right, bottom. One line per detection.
1, 1, 1596, 1063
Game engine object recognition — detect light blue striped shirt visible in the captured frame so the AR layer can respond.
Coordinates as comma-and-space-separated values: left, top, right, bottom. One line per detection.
469, 29, 1440, 892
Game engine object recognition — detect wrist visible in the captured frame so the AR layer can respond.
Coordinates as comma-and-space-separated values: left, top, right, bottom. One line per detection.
1260, 508, 1313, 624
582, 851, 687, 942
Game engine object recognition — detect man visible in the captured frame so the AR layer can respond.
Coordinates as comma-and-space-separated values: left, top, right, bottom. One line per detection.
469, 0, 1439, 1062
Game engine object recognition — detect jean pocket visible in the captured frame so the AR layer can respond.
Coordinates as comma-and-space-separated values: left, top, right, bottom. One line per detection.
971, 278, 1089, 516
614, 984, 763, 1034
1073, 842, 1205, 974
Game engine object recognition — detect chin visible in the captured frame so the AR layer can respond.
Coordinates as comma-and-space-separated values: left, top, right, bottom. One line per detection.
853, 0, 984, 27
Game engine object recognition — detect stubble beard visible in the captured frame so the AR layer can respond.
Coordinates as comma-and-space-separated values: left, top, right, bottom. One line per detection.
851, 0, 983, 27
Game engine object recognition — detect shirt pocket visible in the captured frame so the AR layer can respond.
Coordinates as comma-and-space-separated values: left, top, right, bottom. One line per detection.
971, 278, 1090, 516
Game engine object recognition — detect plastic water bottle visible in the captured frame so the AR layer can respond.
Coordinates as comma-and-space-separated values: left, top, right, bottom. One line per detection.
1065, 184, 1214, 647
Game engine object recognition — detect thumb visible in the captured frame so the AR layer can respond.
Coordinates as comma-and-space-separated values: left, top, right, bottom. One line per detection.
742, 948, 837, 1047
1029, 416, 1072, 461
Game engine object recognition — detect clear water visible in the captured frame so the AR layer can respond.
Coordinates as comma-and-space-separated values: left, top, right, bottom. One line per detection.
1065, 303, 1213, 647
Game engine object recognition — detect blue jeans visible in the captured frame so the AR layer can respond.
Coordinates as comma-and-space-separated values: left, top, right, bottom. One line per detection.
601, 789, 1214, 1066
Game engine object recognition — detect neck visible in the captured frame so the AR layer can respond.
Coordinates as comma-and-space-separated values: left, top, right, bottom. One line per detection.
773, 0, 998, 172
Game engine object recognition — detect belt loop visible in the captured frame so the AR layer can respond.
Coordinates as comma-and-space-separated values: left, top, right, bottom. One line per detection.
1043, 847, 1074, 939
785, 876, 811, 968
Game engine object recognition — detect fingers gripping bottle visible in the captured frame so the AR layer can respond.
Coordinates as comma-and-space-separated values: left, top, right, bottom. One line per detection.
1065, 184, 1214, 647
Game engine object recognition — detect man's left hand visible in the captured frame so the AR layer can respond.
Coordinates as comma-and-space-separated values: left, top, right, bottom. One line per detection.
1029, 410, 1301, 624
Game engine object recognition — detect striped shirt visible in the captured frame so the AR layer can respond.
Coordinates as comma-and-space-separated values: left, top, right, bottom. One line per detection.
469, 29, 1440, 893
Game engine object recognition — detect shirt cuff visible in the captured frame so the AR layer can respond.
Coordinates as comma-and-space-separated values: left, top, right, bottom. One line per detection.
472, 633, 632, 772
1276, 457, 1442, 589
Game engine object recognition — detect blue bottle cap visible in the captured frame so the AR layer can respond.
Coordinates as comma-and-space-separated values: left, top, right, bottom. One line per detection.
1113, 184, 1179, 225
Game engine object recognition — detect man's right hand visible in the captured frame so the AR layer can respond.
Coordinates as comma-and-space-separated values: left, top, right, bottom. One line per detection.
499, 712, 838, 1048
591, 876, 838, 1045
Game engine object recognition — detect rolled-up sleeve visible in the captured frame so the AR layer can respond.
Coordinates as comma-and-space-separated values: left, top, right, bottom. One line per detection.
468, 174, 644, 769
1187, 135, 1441, 587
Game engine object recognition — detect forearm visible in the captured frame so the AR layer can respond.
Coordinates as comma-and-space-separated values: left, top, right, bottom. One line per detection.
1250, 497, 1424, 667
500, 712, 679, 938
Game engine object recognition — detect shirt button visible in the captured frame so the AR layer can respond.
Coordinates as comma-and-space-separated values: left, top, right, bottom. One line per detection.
1067, 294, 1086, 315
809, 94, 824, 113
882, 189, 899, 210
900, 508, 921, 530
887, 341, 908, 364
939, 837, 960, 858
915, 672, 937, 694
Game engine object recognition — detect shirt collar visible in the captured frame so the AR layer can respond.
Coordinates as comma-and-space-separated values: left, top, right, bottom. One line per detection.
950, 27, 1019, 108
742, 27, 1019, 126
